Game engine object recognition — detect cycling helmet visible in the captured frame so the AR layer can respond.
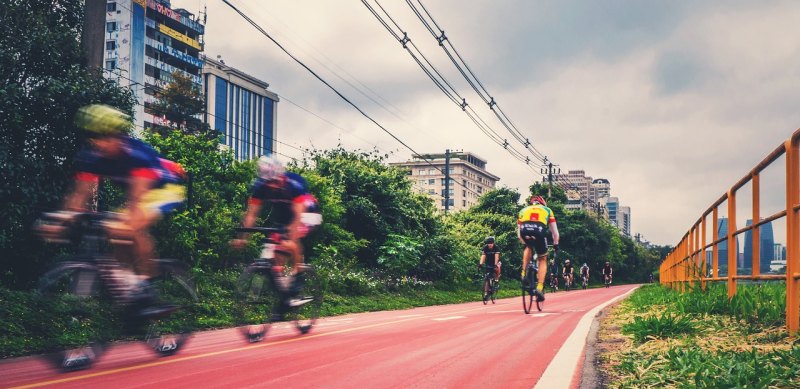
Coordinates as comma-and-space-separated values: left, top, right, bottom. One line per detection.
605, 261, 610, 266
583, 263, 587, 267
74, 104, 131, 135
484, 236, 495, 244
529, 195, 547, 206
257, 155, 285, 181
565, 259, 571, 265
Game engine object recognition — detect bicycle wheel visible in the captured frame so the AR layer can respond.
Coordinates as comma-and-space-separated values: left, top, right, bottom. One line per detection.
144, 260, 199, 356
36, 261, 111, 371
483, 277, 491, 305
287, 266, 323, 334
235, 262, 280, 343
522, 272, 535, 314
490, 279, 496, 304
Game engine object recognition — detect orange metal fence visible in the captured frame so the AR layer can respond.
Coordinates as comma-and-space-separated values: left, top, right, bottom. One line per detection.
660, 128, 800, 334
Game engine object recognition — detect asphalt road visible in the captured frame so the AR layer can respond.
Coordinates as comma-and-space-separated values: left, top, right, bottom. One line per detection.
2, 284, 638, 389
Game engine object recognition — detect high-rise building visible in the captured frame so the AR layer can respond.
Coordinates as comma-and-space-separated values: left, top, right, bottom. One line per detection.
604, 196, 619, 227
102, 0, 205, 132
619, 206, 631, 237
743, 219, 775, 274
202, 55, 279, 161
592, 178, 611, 200
715, 217, 741, 275
553, 170, 594, 206
390, 152, 499, 212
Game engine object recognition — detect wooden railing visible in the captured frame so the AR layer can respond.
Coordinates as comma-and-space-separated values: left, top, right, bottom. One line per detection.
660, 128, 800, 333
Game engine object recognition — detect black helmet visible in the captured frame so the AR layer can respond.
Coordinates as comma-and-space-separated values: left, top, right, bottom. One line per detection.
484, 236, 495, 244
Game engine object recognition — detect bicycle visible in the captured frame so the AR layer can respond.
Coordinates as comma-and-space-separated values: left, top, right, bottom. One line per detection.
581, 274, 589, 289
234, 227, 323, 343
481, 265, 498, 305
563, 272, 573, 291
604, 274, 612, 288
548, 272, 559, 293
522, 251, 555, 313
35, 212, 198, 371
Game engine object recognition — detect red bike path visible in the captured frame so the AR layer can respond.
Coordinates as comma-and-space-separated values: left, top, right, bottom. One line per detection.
2, 284, 637, 389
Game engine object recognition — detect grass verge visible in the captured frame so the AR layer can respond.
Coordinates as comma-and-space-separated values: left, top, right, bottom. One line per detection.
596, 283, 800, 388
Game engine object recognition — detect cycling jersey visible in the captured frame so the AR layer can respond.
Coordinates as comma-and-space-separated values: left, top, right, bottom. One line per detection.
563, 264, 573, 274
518, 204, 556, 255
248, 172, 311, 227
482, 244, 500, 266
580, 266, 589, 275
74, 137, 181, 188
602, 266, 613, 275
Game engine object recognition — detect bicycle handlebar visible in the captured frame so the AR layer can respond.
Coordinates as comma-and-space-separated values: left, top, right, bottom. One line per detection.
235, 227, 287, 234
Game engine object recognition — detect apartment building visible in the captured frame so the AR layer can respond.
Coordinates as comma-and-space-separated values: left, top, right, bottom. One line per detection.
390, 152, 500, 212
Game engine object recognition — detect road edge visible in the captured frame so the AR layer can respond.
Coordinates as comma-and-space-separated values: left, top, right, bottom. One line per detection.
534, 285, 638, 389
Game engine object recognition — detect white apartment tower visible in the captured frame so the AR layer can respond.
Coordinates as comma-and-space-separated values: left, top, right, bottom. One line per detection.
102, 0, 205, 132
391, 152, 500, 212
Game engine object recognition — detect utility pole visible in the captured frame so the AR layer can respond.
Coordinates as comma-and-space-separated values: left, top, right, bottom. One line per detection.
82, 0, 106, 74
540, 161, 560, 198
444, 149, 451, 213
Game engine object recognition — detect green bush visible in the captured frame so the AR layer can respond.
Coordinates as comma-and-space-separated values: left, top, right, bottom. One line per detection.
622, 312, 697, 343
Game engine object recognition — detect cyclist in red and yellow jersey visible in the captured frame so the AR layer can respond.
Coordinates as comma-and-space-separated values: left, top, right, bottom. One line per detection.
518, 195, 560, 301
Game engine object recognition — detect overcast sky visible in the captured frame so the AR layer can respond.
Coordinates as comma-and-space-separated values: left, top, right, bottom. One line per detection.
171, 0, 800, 246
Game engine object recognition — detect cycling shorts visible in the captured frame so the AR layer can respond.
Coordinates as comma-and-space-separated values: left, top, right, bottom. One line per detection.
519, 222, 548, 255
140, 183, 186, 220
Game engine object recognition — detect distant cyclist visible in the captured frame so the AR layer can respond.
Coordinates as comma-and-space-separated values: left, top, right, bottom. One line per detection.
233, 156, 321, 299
48, 104, 186, 317
479, 236, 501, 282
602, 261, 613, 285
549, 259, 559, 291
518, 195, 560, 301
580, 263, 590, 284
562, 259, 574, 287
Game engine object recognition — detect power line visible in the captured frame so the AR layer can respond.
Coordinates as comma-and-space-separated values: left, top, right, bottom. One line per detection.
218, 0, 475, 195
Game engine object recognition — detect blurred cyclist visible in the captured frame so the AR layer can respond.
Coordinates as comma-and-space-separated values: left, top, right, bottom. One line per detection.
562, 259, 574, 287
602, 261, 613, 285
580, 262, 590, 284
51, 104, 186, 317
233, 156, 321, 299
518, 195, 560, 301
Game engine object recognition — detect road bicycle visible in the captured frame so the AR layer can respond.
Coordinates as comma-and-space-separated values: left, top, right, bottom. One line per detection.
234, 227, 323, 343
481, 265, 498, 305
563, 272, 573, 291
35, 212, 198, 371
548, 272, 559, 293
522, 251, 555, 313
604, 274, 612, 288
581, 274, 589, 290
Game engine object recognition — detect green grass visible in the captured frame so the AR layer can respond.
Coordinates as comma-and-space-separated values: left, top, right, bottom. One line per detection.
605, 284, 799, 388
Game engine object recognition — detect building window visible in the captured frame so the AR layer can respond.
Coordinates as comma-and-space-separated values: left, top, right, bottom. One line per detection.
428, 189, 435, 195
105, 59, 117, 70
105, 40, 116, 50
477, 186, 483, 194
418, 169, 426, 176
428, 179, 435, 185
462, 190, 466, 197
463, 200, 467, 207
106, 22, 117, 32
428, 168, 436, 175
106, 2, 117, 12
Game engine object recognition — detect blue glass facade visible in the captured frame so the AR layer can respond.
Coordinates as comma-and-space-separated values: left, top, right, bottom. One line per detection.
209, 76, 275, 160
743, 219, 775, 274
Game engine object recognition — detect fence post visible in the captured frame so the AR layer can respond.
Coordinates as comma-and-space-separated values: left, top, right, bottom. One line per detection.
786, 139, 799, 334
728, 190, 737, 299
712, 207, 719, 279
752, 174, 761, 280
701, 217, 707, 290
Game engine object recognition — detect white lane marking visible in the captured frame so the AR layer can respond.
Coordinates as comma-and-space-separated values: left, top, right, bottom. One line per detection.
529, 313, 558, 317
534, 286, 639, 389
432, 316, 466, 321
488, 310, 522, 313
397, 314, 424, 318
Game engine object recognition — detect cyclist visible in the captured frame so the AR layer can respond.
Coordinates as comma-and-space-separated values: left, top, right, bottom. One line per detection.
562, 259, 574, 288
580, 262, 590, 285
232, 156, 321, 301
548, 259, 559, 291
602, 261, 613, 285
51, 104, 186, 317
518, 195, 560, 301
479, 236, 501, 282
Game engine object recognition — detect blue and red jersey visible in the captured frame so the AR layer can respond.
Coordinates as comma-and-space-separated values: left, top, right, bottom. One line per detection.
74, 136, 185, 189
248, 172, 316, 226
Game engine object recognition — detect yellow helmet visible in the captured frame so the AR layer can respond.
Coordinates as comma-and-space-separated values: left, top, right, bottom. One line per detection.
74, 104, 131, 135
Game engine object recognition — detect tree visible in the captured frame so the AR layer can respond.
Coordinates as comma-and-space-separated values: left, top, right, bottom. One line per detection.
0, 0, 134, 288
148, 71, 212, 137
